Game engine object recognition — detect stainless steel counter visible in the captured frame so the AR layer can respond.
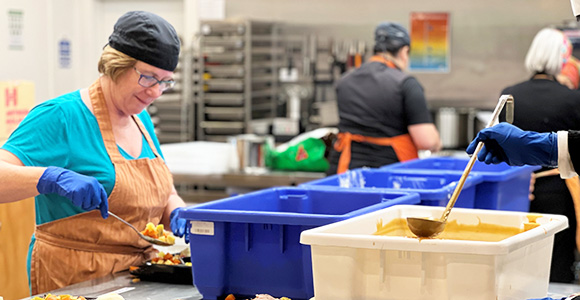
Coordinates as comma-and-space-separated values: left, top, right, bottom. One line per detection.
20, 271, 202, 300
20, 271, 579, 300
173, 170, 326, 203
172, 171, 325, 189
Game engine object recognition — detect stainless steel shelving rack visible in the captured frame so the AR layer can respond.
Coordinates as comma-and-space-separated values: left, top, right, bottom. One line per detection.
197, 20, 281, 142
148, 51, 196, 144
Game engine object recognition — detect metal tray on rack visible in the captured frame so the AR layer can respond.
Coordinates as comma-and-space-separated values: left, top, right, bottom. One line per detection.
158, 123, 183, 132
201, 121, 245, 134
205, 65, 245, 77
202, 36, 244, 48
156, 132, 184, 144
156, 113, 183, 122
204, 52, 244, 63
205, 107, 245, 121
204, 135, 230, 143
201, 22, 245, 35
251, 47, 284, 55
204, 93, 244, 106
252, 75, 275, 83
206, 79, 244, 92
251, 89, 275, 98
156, 93, 182, 102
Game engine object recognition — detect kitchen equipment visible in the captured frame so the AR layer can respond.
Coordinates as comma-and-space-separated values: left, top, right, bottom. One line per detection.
129, 256, 192, 285
433, 107, 477, 149
108, 212, 173, 247
300, 204, 568, 300
228, 134, 274, 173
407, 94, 514, 238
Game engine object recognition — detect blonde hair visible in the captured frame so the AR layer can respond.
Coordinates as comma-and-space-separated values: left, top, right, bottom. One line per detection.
525, 28, 568, 76
97, 45, 137, 82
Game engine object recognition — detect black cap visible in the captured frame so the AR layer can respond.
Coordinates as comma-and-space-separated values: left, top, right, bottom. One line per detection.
108, 11, 180, 71
374, 22, 410, 54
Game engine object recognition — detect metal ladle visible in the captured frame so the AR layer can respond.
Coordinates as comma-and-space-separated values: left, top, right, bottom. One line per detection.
108, 211, 174, 246
406, 94, 514, 238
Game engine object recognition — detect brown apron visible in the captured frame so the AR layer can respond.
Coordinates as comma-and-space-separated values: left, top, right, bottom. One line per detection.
30, 79, 173, 294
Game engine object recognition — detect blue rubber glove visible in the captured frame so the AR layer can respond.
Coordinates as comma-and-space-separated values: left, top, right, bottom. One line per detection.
37, 166, 109, 219
170, 207, 189, 243
466, 123, 558, 167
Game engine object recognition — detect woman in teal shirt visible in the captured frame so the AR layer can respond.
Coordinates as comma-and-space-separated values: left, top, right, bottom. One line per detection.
0, 11, 189, 294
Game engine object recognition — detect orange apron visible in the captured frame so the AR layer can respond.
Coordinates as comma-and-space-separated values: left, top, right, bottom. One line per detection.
334, 55, 419, 174
29, 79, 173, 294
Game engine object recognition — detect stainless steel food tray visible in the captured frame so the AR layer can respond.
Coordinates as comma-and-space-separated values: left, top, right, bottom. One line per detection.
202, 37, 244, 49
205, 79, 244, 92
201, 22, 245, 36
205, 65, 245, 77
204, 93, 244, 106
204, 107, 245, 121
204, 52, 244, 64
201, 121, 245, 134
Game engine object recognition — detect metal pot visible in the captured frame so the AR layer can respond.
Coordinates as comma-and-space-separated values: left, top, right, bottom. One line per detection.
433, 107, 478, 150
228, 134, 274, 174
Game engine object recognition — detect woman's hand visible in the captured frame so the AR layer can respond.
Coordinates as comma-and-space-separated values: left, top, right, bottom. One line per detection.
36, 166, 109, 218
170, 207, 188, 243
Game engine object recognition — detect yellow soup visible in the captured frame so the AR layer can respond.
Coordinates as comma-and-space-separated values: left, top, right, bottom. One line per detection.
374, 215, 542, 242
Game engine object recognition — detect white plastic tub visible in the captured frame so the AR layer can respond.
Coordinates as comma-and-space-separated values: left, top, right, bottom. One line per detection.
300, 205, 568, 300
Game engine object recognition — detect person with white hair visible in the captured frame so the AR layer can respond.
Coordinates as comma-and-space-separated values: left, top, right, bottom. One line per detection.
495, 27, 580, 283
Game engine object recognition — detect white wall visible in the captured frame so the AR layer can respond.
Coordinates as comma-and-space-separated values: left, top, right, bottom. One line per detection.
0, 1, 50, 103
0, 0, 189, 104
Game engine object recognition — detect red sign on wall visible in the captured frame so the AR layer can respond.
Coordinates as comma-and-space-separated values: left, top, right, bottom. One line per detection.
0, 81, 34, 144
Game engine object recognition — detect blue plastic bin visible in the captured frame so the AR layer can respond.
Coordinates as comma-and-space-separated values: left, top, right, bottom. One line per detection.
179, 187, 420, 300
381, 157, 541, 211
302, 168, 483, 208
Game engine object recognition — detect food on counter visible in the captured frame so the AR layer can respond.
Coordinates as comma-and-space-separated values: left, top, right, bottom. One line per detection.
151, 251, 192, 266
141, 222, 176, 245
95, 294, 125, 300
375, 214, 545, 241
31, 295, 86, 300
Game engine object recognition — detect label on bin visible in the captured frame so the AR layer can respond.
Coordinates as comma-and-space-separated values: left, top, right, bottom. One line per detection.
190, 221, 214, 236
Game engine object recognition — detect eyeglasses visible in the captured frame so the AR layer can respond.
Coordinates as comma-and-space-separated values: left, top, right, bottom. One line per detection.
133, 68, 175, 92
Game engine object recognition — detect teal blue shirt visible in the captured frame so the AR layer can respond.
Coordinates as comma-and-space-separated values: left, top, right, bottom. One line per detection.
1, 90, 165, 284
2, 89, 164, 223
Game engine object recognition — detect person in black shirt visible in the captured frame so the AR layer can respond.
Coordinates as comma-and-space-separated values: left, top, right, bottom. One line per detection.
327, 22, 441, 175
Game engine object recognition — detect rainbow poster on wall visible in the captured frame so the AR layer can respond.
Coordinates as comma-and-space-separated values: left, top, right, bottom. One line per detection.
409, 12, 450, 72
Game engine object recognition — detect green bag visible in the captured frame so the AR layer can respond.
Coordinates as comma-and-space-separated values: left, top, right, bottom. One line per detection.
266, 137, 329, 172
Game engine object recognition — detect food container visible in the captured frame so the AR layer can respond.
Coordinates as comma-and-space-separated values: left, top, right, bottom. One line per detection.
301, 168, 484, 208
129, 256, 192, 285
228, 134, 274, 174
382, 157, 541, 211
300, 205, 568, 300
179, 187, 421, 300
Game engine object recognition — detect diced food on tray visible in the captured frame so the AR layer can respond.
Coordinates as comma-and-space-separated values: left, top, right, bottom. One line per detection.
31, 295, 86, 300
151, 251, 192, 266
141, 222, 176, 245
